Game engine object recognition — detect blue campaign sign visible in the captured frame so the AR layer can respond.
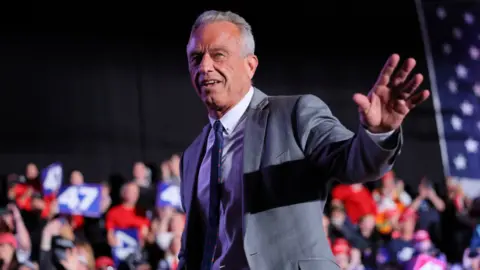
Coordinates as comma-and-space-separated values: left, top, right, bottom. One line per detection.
156, 182, 182, 210
40, 162, 63, 196
112, 228, 139, 265
57, 184, 102, 217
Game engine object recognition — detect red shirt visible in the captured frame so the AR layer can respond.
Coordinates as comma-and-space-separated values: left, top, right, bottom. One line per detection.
71, 215, 84, 229
13, 183, 54, 219
332, 184, 377, 224
105, 205, 149, 234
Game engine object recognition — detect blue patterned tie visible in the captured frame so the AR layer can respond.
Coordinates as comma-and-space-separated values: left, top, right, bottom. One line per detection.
201, 120, 224, 270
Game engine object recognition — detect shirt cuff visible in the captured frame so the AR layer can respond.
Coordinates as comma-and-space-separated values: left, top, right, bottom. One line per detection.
364, 128, 396, 146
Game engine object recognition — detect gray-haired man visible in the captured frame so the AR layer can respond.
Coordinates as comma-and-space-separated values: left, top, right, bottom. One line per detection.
179, 10, 430, 270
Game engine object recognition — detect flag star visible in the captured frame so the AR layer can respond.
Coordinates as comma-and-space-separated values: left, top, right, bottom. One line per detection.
451, 115, 463, 130
465, 138, 479, 153
448, 78, 458, 93
453, 28, 463, 39
437, 7, 447, 20
474, 82, 480, 97
460, 100, 474, 116
470, 45, 479, 60
456, 64, 468, 79
453, 154, 467, 170
464, 12, 475, 24
443, 43, 452, 55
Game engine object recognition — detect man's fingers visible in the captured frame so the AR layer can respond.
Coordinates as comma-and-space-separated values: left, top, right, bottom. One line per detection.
390, 58, 416, 87
353, 93, 371, 113
407, 89, 430, 109
400, 74, 424, 95
376, 54, 400, 86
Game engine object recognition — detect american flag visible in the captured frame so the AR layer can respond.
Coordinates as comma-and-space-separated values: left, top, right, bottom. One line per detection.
416, 0, 480, 183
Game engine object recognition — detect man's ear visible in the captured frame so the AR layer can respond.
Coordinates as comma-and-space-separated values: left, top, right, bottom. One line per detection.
245, 54, 258, 79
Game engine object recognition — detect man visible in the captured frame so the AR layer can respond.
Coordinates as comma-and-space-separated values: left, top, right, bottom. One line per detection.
179, 10, 430, 270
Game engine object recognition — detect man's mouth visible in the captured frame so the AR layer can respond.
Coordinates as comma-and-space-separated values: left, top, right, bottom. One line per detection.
200, 79, 222, 87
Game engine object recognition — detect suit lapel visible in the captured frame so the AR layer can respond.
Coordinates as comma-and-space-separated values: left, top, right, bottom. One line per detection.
243, 88, 270, 174
185, 124, 210, 218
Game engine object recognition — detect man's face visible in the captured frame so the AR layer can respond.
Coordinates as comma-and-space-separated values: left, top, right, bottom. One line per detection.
187, 21, 258, 115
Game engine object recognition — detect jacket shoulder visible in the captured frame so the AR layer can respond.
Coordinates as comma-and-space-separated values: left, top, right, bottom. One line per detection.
267, 94, 324, 113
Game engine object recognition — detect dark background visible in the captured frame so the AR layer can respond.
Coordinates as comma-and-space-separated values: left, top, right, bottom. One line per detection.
0, 1, 443, 188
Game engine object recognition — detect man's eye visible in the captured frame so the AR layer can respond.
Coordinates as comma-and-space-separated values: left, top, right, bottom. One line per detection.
190, 55, 202, 64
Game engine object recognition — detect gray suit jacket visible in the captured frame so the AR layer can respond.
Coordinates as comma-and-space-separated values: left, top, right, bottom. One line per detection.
178, 88, 402, 270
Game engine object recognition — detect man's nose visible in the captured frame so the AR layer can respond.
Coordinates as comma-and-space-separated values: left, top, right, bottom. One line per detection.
199, 53, 214, 73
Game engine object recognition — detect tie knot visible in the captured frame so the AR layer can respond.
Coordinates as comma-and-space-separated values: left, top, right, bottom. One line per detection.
213, 120, 223, 133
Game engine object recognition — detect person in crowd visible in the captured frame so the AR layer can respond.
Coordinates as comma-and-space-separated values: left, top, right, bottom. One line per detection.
94, 256, 115, 270
373, 171, 411, 235
331, 238, 362, 270
330, 205, 363, 246
332, 183, 378, 225
443, 176, 475, 262
69, 170, 84, 186
133, 162, 156, 210
0, 204, 31, 263
409, 177, 445, 245
387, 208, 417, 266
411, 229, 446, 261
168, 155, 181, 185
372, 171, 412, 209
351, 214, 384, 269
133, 162, 150, 188
13, 163, 55, 219
0, 232, 19, 270
39, 217, 77, 270
106, 181, 149, 247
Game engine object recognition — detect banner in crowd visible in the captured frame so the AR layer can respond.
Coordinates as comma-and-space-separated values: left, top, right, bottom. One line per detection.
57, 184, 102, 217
156, 182, 182, 211
40, 162, 63, 195
112, 228, 139, 266
416, 0, 480, 196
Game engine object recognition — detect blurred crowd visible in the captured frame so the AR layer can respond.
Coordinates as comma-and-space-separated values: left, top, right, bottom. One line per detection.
1, 158, 480, 269
326, 171, 480, 269
0, 154, 184, 270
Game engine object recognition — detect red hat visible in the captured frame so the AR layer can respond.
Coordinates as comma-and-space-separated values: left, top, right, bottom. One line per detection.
95, 256, 115, 268
332, 238, 350, 255
0, 233, 17, 248
414, 230, 430, 242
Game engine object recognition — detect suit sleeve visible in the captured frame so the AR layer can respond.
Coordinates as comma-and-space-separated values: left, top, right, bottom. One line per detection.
294, 94, 402, 184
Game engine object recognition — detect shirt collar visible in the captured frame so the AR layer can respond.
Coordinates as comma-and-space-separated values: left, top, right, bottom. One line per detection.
208, 87, 254, 134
